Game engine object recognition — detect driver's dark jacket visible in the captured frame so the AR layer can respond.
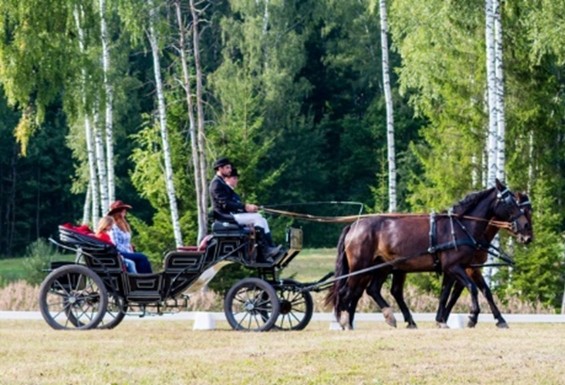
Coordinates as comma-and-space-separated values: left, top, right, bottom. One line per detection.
209, 175, 245, 220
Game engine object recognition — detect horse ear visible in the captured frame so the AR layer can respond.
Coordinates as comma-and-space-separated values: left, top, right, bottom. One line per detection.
495, 178, 504, 190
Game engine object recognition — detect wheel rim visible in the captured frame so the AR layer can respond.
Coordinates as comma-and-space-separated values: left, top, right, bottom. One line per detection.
98, 294, 127, 329
39, 265, 107, 330
273, 280, 313, 331
224, 278, 280, 331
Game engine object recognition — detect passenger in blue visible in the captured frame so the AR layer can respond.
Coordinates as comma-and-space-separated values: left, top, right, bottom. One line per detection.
108, 200, 153, 274
209, 158, 281, 260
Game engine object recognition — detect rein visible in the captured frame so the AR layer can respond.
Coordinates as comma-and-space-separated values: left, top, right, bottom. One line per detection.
261, 207, 514, 230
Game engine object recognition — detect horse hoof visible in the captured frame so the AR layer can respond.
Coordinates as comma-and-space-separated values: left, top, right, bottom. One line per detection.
496, 322, 509, 329
406, 324, 418, 329
436, 322, 449, 329
382, 307, 397, 328
467, 316, 477, 328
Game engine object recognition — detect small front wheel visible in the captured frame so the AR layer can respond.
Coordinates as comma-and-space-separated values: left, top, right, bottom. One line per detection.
224, 278, 280, 331
39, 264, 108, 330
272, 279, 314, 331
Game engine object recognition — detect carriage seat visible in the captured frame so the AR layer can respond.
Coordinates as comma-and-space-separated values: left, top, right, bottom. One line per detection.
211, 221, 250, 237
58, 224, 125, 274
58, 224, 117, 255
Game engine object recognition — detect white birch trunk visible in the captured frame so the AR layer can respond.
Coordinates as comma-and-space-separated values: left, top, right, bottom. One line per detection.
74, 6, 99, 226
493, 0, 506, 182
99, 0, 114, 207
485, 0, 500, 285
148, 0, 183, 247
174, 0, 207, 243
262, 0, 269, 35
83, 182, 91, 225
93, 103, 109, 215
86, 115, 100, 226
485, 0, 498, 188
527, 131, 534, 194
190, 0, 209, 228
379, 0, 396, 212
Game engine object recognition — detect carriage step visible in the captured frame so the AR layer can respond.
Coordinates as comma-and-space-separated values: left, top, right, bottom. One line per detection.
127, 291, 161, 302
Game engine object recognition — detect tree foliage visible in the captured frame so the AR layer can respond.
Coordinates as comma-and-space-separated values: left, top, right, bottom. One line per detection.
0, 0, 564, 309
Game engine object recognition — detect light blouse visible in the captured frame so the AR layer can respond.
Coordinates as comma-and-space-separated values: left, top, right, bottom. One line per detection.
110, 225, 133, 254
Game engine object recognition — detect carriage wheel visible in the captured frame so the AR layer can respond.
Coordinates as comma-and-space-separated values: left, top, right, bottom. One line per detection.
98, 294, 127, 329
39, 264, 108, 330
64, 293, 125, 329
224, 278, 280, 331
272, 279, 314, 331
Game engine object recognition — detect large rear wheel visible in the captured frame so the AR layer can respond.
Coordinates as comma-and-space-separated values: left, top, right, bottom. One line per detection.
224, 278, 280, 331
39, 265, 108, 330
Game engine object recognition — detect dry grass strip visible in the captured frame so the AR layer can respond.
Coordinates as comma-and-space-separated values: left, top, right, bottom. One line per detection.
0, 320, 563, 385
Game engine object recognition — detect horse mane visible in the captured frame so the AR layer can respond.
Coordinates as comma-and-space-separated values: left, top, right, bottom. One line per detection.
451, 187, 496, 216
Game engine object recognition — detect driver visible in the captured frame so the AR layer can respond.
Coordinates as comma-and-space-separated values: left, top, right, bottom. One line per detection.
209, 157, 281, 260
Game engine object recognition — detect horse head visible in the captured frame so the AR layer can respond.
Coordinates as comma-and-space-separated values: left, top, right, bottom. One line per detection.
494, 179, 533, 244
516, 191, 533, 244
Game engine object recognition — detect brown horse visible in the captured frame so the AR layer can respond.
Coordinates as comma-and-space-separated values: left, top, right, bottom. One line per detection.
439, 192, 533, 328
326, 180, 532, 330
361, 191, 533, 329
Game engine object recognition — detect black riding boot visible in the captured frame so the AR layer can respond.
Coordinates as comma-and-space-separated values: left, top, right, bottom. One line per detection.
257, 229, 281, 261
264, 231, 276, 247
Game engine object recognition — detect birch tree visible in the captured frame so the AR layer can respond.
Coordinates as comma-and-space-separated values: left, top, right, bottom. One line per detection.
189, 0, 209, 238
93, 106, 108, 219
0, 0, 77, 154
147, 0, 183, 247
174, 0, 207, 243
73, 5, 100, 226
99, 0, 114, 208
485, 0, 498, 188
378, 0, 396, 212
493, 0, 506, 182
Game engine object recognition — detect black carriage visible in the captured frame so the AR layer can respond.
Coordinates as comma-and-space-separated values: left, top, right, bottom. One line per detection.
39, 221, 313, 332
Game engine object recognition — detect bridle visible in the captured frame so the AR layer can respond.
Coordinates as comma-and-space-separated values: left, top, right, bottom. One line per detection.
495, 187, 528, 234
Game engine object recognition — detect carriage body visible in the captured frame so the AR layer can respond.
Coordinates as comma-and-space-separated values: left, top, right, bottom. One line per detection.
39, 222, 309, 331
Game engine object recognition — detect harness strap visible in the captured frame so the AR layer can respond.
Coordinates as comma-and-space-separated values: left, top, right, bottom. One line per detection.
427, 212, 442, 272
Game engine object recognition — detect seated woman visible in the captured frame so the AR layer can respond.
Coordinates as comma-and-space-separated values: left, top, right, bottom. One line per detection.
95, 215, 137, 274
107, 200, 153, 274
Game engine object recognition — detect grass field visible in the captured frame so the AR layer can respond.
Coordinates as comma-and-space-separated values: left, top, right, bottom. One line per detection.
279, 248, 336, 282
0, 320, 564, 385
0, 257, 31, 282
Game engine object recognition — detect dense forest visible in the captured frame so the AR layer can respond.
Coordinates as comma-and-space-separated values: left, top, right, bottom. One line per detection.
0, 0, 564, 308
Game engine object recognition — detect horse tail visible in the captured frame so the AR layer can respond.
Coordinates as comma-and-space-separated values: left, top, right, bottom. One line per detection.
325, 224, 351, 320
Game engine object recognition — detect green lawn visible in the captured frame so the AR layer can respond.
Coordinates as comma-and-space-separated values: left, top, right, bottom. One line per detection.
0, 254, 75, 284
0, 257, 31, 282
280, 248, 336, 282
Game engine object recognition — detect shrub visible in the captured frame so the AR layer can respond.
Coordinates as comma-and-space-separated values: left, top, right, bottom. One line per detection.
22, 239, 66, 285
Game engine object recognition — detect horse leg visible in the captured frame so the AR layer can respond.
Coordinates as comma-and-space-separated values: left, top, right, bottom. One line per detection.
470, 269, 508, 328
443, 280, 465, 322
390, 271, 417, 329
339, 284, 365, 330
446, 266, 480, 328
337, 278, 366, 330
435, 274, 456, 327
365, 268, 397, 328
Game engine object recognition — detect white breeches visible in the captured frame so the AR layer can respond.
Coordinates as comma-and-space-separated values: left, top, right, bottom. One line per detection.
233, 213, 271, 234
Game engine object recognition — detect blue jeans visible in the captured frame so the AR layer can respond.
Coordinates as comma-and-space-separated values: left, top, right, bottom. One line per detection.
120, 252, 152, 273
122, 257, 137, 274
